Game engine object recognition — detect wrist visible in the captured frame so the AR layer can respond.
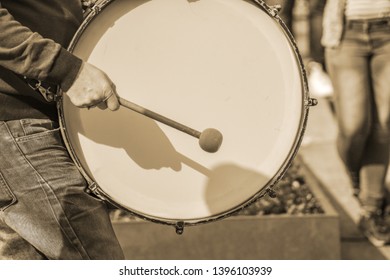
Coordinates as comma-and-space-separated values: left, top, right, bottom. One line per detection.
48, 48, 83, 92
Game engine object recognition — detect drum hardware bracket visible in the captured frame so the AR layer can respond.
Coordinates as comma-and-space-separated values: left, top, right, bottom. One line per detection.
86, 182, 98, 193
91, 4, 101, 15
266, 188, 277, 198
22, 76, 60, 102
81, 0, 99, 13
252, 0, 281, 17
175, 221, 185, 235
269, 5, 282, 17
305, 98, 318, 107
85, 182, 105, 200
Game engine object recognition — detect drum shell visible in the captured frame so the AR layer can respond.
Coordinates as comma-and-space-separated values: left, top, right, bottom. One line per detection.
58, 0, 311, 226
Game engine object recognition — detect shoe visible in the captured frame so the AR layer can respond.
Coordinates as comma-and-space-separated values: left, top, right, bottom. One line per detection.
358, 211, 390, 247
383, 205, 390, 228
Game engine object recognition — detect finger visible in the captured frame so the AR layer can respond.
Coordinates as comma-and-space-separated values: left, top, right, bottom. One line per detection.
106, 91, 120, 111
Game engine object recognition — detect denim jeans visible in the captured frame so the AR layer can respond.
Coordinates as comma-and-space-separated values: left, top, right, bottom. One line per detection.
325, 18, 390, 212
0, 119, 124, 259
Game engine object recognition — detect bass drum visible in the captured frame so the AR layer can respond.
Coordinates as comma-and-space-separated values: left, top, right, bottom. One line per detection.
59, 0, 312, 229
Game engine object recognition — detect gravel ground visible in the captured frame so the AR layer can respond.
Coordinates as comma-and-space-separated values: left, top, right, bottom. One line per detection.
238, 161, 325, 216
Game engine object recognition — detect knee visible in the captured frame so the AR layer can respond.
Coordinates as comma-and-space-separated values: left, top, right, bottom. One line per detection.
338, 122, 370, 142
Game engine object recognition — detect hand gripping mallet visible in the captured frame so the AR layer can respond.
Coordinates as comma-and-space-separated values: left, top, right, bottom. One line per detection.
118, 97, 223, 153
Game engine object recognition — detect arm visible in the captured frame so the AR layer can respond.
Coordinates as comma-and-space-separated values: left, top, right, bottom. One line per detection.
0, 6, 81, 92
0, 4, 119, 110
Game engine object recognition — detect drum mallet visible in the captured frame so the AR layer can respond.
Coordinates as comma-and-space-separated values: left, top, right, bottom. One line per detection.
118, 97, 223, 153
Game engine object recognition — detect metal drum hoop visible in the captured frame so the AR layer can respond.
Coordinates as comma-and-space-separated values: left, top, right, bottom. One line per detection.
58, 0, 314, 232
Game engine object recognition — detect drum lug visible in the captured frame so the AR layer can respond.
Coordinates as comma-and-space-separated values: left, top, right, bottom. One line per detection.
175, 221, 185, 235
305, 98, 318, 107
266, 188, 277, 198
91, 4, 101, 15
87, 182, 98, 192
86, 182, 105, 200
269, 5, 282, 17
82, 0, 101, 15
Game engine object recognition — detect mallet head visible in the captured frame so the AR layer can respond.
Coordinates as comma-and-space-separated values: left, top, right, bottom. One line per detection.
199, 128, 223, 153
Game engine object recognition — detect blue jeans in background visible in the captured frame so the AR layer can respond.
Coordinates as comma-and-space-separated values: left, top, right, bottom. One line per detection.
0, 119, 124, 259
325, 18, 390, 212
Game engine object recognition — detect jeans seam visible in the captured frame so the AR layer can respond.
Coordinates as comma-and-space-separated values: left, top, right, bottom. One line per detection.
19, 120, 27, 136
33, 173, 90, 259
14, 128, 61, 143
4, 123, 91, 260
0, 172, 17, 211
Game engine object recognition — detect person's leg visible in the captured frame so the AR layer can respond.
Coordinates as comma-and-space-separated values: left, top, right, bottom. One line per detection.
326, 21, 390, 246
306, 0, 333, 98
0, 218, 47, 260
325, 32, 372, 195
361, 23, 390, 213
308, 0, 326, 65
0, 119, 124, 259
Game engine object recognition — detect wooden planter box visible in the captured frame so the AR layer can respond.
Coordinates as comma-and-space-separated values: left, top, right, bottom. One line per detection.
112, 162, 340, 260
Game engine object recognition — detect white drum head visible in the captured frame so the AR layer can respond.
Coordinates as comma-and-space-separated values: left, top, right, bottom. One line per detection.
61, 0, 308, 224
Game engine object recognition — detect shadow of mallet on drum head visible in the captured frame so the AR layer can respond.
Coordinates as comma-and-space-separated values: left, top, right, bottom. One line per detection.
74, 104, 269, 215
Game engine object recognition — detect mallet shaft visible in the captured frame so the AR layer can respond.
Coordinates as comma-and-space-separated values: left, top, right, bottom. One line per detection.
118, 97, 201, 138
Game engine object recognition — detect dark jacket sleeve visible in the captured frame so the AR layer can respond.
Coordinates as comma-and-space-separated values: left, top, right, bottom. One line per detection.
0, 5, 82, 91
